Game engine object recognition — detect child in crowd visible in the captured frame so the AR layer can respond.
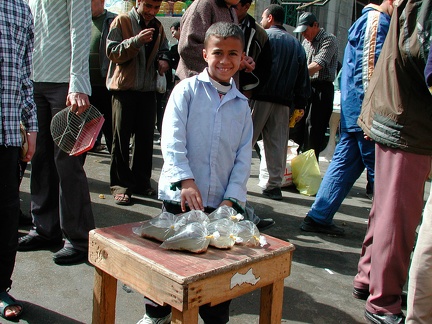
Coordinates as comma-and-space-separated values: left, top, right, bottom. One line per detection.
138, 21, 253, 324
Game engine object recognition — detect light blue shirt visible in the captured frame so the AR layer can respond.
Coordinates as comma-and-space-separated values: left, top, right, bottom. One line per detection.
29, 0, 92, 95
158, 69, 253, 208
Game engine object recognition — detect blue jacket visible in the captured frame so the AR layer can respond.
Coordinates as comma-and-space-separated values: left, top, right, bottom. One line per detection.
252, 25, 310, 108
340, 4, 391, 132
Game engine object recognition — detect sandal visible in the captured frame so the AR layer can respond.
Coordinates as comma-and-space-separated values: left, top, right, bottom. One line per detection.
114, 193, 131, 205
0, 291, 23, 320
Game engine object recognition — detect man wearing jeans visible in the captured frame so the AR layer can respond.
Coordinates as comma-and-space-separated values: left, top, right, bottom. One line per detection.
300, 0, 394, 236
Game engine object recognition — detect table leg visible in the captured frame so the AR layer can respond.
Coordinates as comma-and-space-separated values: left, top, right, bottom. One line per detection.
259, 279, 284, 324
172, 306, 199, 324
92, 267, 118, 324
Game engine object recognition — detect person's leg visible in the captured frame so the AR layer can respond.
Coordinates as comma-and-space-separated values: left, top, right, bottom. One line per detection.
304, 82, 334, 159
131, 91, 157, 193
29, 83, 62, 241
110, 91, 136, 197
355, 144, 431, 315
260, 102, 290, 191
250, 100, 270, 146
0, 147, 20, 292
406, 189, 432, 324
155, 91, 164, 136
55, 148, 94, 251
358, 133, 375, 198
41, 85, 95, 252
0, 147, 23, 319
199, 300, 231, 324
90, 86, 113, 153
307, 132, 365, 225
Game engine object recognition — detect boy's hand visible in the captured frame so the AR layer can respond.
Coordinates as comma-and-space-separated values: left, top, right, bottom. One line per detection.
180, 179, 204, 212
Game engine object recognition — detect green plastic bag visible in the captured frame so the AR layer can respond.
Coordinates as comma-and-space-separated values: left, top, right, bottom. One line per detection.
291, 149, 322, 196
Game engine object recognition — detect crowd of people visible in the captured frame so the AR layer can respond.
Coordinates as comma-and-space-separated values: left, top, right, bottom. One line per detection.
1, 0, 431, 323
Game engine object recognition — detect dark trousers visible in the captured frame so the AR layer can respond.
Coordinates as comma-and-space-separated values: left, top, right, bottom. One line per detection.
110, 91, 156, 195
90, 85, 113, 153
30, 82, 95, 251
143, 202, 231, 323
293, 81, 334, 159
0, 147, 20, 291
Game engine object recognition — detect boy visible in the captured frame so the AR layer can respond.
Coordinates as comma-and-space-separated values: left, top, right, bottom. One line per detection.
139, 22, 253, 324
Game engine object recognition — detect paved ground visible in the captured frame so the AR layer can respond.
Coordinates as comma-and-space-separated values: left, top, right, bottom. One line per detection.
8, 140, 430, 324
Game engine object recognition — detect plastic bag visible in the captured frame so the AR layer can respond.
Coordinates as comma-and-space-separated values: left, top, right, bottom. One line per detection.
257, 140, 297, 188
132, 212, 177, 242
156, 72, 166, 94
208, 206, 243, 223
175, 210, 210, 226
160, 222, 211, 253
233, 220, 267, 247
206, 219, 236, 249
291, 149, 322, 196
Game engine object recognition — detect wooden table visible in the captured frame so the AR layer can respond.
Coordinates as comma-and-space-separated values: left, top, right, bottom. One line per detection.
88, 222, 295, 324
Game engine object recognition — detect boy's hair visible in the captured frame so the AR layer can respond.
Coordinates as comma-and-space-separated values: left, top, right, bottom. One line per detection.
170, 21, 180, 30
265, 4, 285, 24
204, 22, 245, 48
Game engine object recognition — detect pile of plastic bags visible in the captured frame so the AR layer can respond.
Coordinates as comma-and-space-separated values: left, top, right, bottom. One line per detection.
133, 206, 268, 253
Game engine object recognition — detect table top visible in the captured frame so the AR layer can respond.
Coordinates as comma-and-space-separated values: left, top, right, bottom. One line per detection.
90, 222, 295, 284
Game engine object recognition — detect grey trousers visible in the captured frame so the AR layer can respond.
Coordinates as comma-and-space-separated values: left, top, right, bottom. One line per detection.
251, 100, 290, 190
30, 82, 95, 251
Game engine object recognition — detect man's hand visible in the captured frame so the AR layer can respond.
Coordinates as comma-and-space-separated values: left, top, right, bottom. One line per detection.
158, 60, 170, 75
137, 28, 155, 45
294, 109, 305, 122
240, 55, 255, 72
180, 179, 204, 212
364, 134, 373, 141
21, 131, 37, 162
66, 92, 90, 115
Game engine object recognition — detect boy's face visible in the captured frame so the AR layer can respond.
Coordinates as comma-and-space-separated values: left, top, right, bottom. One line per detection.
203, 36, 244, 83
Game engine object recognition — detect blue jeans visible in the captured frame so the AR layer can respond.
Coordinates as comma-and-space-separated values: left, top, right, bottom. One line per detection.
307, 131, 375, 225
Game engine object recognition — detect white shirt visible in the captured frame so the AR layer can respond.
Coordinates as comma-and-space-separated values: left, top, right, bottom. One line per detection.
158, 69, 253, 208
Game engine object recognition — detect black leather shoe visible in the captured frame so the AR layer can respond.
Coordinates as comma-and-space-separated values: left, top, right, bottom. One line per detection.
53, 247, 87, 265
262, 188, 282, 200
300, 216, 344, 236
364, 310, 405, 324
256, 218, 275, 231
18, 234, 62, 252
353, 288, 407, 307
